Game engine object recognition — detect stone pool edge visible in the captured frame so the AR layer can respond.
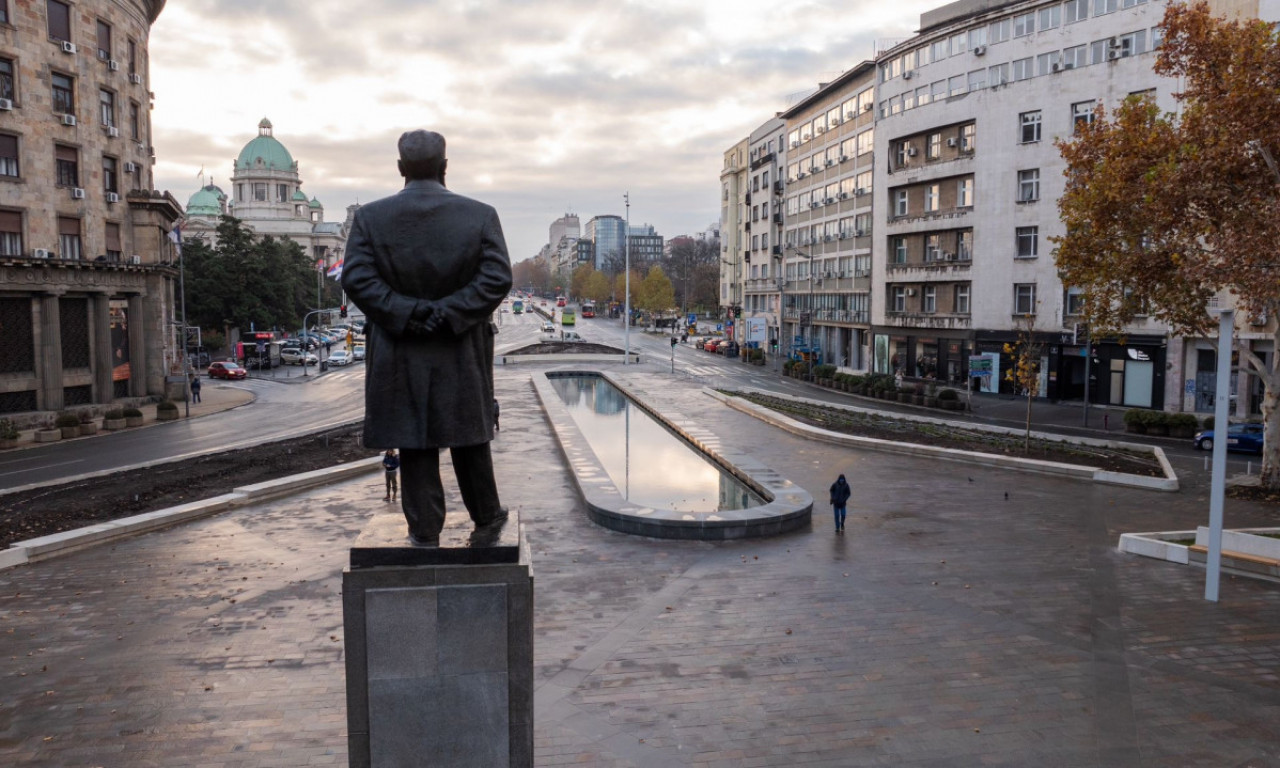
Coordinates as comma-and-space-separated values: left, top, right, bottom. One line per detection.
531, 371, 813, 540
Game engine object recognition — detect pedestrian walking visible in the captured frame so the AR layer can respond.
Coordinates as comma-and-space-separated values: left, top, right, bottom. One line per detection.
382, 449, 400, 502
190, 375, 202, 404
493, 399, 500, 433
829, 473, 851, 533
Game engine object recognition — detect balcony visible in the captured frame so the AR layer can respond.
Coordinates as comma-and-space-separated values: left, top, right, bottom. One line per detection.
887, 208, 972, 227
773, 181, 784, 194
750, 150, 775, 170
884, 259, 972, 281
772, 213, 783, 224
883, 312, 972, 330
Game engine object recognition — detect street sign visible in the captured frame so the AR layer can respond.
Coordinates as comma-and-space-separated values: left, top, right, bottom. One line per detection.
744, 317, 766, 344
687, 313, 697, 326
969, 356, 993, 377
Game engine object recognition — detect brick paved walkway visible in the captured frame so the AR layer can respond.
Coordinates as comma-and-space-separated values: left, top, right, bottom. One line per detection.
2, 365, 1279, 766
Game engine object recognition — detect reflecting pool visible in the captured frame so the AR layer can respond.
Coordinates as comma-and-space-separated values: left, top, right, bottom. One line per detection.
547, 375, 765, 513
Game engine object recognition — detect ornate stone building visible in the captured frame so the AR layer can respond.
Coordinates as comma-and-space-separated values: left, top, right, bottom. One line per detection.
0, 0, 183, 416
181, 118, 349, 269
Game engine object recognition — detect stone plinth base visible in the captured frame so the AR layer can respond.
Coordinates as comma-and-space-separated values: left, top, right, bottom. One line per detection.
343, 511, 531, 768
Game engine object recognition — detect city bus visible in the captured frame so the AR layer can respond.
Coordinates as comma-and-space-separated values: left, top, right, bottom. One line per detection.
580, 302, 595, 318
512, 300, 524, 314
561, 308, 576, 326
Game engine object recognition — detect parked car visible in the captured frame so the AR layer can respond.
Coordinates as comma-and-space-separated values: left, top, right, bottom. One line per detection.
207, 361, 247, 380
352, 344, 366, 361
1194, 422, 1265, 453
328, 349, 352, 366
703, 339, 721, 353
280, 348, 319, 366
541, 322, 556, 333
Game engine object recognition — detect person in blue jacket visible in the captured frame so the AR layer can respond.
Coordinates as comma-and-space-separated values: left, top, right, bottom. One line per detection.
382, 449, 400, 502
829, 474, 851, 533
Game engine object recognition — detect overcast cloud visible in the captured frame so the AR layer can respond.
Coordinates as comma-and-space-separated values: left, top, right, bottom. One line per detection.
150, 0, 933, 261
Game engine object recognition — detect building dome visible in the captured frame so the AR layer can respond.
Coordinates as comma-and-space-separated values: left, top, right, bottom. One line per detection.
291, 189, 309, 202
185, 184, 226, 217
309, 196, 323, 209
235, 117, 297, 172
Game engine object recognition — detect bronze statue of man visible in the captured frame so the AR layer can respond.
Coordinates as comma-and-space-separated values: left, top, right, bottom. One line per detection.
342, 130, 512, 546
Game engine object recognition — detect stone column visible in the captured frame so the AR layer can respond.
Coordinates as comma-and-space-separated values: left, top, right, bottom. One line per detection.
343, 512, 532, 768
92, 293, 114, 403
127, 294, 146, 398
38, 293, 64, 412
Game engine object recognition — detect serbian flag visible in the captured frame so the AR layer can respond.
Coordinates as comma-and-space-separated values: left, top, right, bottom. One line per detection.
314, 258, 325, 272
326, 259, 344, 279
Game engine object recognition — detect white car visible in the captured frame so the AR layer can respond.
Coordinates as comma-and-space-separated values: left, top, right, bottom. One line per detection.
328, 350, 352, 366
280, 348, 318, 365
352, 344, 366, 361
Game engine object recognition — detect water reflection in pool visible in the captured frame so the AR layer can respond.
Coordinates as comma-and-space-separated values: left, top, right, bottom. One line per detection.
548, 376, 764, 513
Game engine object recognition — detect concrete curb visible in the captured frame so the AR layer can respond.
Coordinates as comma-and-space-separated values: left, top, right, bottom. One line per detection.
533, 370, 812, 540
710, 388, 1178, 492
1, 456, 382, 570
499, 353, 640, 365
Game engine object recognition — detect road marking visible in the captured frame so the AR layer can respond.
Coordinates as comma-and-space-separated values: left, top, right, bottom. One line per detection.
0, 459, 84, 478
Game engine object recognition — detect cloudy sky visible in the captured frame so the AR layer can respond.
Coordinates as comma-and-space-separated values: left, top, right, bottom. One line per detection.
150, 0, 934, 262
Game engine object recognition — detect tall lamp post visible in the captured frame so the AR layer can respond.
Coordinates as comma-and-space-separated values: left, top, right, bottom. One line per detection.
623, 192, 631, 365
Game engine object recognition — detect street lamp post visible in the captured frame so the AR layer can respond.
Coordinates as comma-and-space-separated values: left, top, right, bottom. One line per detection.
624, 192, 631, 365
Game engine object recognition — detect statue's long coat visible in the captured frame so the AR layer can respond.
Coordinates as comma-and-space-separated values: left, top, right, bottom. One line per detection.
341, 179, 512, 449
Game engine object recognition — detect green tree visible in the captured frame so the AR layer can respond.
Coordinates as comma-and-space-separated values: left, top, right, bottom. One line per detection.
636, 265, 675, 314
1054, 2, 1280, 487
570, 263, 595, 302
583, 270, 611, 304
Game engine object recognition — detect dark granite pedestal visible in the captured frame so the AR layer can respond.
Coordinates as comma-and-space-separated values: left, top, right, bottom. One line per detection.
343, 511, 532, 768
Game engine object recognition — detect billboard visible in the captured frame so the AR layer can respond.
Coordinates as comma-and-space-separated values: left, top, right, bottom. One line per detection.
744, 317, 767, 344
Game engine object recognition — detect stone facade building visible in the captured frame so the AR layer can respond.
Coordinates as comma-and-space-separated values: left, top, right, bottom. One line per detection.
0, 0, 182, 416
181, 118, 349, 269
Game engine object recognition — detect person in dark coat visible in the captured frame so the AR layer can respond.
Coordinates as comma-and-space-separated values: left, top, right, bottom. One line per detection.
341, 130, 513, 546
189, 374, 201, 404
829, 473, 851, 533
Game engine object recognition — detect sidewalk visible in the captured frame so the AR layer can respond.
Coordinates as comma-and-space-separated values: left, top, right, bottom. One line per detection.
0, 382, 254, 451
1, 365, 1278, 766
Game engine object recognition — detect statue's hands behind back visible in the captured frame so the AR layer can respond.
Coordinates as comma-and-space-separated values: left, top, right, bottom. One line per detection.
405, 299, 445, 337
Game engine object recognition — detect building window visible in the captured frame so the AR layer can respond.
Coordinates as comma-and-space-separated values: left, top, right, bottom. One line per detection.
1014, 12, 1035, 37
129, 102, 141, 140
58, 216, 81, 260
958, 230, 973, 260
253, 183, 267, 202
47, 0, 71, 42
0, 1, 7, 24
0, 209, 20, 256
1063, 45, 1088, 69
1018, 169, 1040, 202
1094, 0, 1119, 16
925, 234, 941, 261
0, 57, 14, 102
957, 178, 974, 207
1040, 5, 1061, 30
96, 19, 112, 60
894, 141, 907, 167
1012, 57, 1033, 81
128, 39, 137, 75
1073, 100, 1096, 132
1065, 287, 1085, 316
1065, 0, 1088, 23
99, 89, 116, 127
1016, 226, 1039, 257
924, 184, 939, 212
1020, 111, 1042, 143
894, 189, 908, 217
927, 133, 942, 159
0, 134, 17, 178
892, 286, 906, 312
954, 284, 970, 314
105, 221, 122, 261
55, 144, 78, 187
1014, 283, 1037, 315
923, 285, 937, 313
892, 236, 907, 264
277, 183, 289, 202
961, 123, 976, 152
52, 72, 74, 115
102, 156, 118, 193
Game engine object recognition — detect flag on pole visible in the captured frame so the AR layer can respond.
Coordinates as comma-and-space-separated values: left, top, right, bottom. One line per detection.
315, 258, 325, 272
326, 259, 344, 279
167, 225, 183, 257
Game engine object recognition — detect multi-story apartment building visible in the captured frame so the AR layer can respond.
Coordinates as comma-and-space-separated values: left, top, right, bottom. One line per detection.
873, 0, 1177, 407
549, 212, 580, 250
740, 116, 785, 354
627, 223, 663, 264
0, 0, 183, 416
781, 63, 877, 370
719, 138, 748, 331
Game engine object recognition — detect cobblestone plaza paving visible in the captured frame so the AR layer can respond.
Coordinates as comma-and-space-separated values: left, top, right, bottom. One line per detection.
2, 368, 1279, 766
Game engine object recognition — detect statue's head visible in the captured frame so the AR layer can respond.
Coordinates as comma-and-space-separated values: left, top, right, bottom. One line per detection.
397, 130, 447, 182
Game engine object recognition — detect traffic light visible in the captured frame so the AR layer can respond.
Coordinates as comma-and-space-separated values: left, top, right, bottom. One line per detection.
339, 304, 347, 318
671, 337, 678, 348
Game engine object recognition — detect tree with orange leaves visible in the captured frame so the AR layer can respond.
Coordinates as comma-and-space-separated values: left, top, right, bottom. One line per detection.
1055, 2, 1280, 488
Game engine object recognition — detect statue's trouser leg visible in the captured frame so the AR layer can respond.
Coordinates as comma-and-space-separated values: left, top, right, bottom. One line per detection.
399, 448, 446, 538
450, 443, 503, 525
